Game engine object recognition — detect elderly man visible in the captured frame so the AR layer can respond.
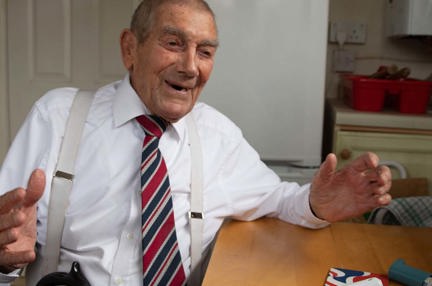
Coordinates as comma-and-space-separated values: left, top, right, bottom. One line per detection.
0, 0, 391, 285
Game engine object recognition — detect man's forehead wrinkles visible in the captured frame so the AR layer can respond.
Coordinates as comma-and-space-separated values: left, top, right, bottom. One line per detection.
201, 39, 219, 48
161, 25, 218, 47
162, 25, 185, 37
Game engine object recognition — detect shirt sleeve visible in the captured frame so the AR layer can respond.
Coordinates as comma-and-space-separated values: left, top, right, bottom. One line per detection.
0, 88, 75, 195
0, 102, 52, 194
0, 103, 53, 285
215, 130, 329, 229
0, 268, 21, 284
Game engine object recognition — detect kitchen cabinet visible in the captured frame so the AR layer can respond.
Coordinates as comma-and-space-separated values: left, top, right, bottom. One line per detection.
323, 99, 432, 194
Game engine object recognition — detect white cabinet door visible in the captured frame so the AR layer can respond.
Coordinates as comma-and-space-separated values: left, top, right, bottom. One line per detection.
5, 0, 140, 152
334, 130, 432, 193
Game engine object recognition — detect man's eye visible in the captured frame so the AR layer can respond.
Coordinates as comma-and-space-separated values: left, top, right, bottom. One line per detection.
168, 40, 179, 46
199, 49, 214, 59
160, 36, 183, 50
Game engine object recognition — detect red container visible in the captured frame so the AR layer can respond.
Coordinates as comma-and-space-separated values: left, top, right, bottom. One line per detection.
343, 75, 432, 113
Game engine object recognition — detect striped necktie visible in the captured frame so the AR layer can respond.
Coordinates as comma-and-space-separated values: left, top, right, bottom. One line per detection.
136, 115, 186, 286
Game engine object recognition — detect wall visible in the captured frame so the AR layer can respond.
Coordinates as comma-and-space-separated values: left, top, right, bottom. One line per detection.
1, 0, 432, 162
326, 0, 432, 99
0, 0, 9, 161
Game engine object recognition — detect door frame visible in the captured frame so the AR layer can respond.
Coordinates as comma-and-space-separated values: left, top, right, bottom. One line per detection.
0, 0, 10, 161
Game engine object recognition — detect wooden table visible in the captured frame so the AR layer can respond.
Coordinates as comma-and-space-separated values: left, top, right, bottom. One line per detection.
202, 218, 432, 285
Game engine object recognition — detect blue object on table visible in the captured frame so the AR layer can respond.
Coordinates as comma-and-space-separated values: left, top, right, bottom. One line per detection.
388, 259, 431, 286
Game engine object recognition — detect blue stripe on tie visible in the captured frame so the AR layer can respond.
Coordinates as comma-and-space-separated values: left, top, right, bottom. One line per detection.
141, 139, 158, 163
142, 191, 172, 248
140, 115, 166, 136
137, 114, 185, 286
141, 177, 170, 224
142, 152, 161, 176
141, 152, 163, 187
159, 245, 183, 285
149, 116, 166, 132
143, 231, 177, 285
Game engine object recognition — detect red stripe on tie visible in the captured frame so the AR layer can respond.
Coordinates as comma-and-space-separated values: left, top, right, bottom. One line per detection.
137, 115, 186, 286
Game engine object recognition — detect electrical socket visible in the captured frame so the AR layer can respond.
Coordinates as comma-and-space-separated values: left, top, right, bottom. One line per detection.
332, 49, 355, 72
329, 22, 367, 44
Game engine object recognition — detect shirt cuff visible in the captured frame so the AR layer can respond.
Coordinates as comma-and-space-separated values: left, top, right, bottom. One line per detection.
299, 183, 330, 228
0, 268, 21, 283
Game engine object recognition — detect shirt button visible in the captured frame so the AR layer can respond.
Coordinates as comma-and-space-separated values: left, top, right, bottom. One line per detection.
126, 232, 134, 240
114, 277, 124, 285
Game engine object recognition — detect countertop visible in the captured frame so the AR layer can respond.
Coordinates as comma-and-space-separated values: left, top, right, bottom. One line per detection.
327, 98, 432, 131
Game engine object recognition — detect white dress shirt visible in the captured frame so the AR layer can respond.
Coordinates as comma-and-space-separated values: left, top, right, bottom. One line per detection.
0, 75, 328, 285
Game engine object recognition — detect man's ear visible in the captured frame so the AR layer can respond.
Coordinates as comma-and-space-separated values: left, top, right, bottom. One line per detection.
120, 29, 138, 71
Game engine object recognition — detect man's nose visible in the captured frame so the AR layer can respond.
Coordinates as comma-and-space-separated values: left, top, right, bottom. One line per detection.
178, 49, 199, 77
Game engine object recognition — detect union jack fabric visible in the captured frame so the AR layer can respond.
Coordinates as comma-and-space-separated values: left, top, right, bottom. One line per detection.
325, 268, 388, 286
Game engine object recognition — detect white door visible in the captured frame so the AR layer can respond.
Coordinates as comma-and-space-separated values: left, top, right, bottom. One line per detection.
4, 0, 140, 160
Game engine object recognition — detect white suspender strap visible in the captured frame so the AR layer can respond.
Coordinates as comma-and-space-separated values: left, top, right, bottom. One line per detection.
27, 93, 203, 284
185, 113, 204, 286
43, 90, 94, 275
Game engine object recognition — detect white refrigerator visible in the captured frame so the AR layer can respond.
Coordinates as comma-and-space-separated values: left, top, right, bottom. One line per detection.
203, 0, 329, 183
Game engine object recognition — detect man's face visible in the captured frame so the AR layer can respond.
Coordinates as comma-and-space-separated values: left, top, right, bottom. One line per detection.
122, 3, 218, 122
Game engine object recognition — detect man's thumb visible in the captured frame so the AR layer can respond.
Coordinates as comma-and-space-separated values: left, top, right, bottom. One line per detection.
317, 153, 338, 181
23, 169, 45, 207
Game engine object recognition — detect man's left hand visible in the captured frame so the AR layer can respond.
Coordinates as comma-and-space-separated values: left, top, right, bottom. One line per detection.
309, 152, 392, 222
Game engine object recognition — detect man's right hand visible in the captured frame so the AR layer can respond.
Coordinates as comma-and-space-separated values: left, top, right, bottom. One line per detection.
0, 169, 45, 273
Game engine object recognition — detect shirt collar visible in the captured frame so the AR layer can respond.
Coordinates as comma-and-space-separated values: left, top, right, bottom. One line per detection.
112, 74, 186, 141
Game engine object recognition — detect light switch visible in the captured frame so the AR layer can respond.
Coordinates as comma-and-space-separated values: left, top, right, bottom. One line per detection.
332, 49, 355, 72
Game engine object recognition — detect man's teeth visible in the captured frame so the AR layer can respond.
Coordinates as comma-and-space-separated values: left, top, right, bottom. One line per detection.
172, 84, 187, 91
166, 80, 190, 91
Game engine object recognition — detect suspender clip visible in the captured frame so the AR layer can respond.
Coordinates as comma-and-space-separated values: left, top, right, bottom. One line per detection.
54, 170, 74, 181
189, 211, 204, 219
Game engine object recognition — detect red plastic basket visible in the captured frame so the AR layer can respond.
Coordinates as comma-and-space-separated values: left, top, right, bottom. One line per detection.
343, 75, 432, 113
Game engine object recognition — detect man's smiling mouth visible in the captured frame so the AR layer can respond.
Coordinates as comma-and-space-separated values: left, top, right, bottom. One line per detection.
166, 80, 193, 92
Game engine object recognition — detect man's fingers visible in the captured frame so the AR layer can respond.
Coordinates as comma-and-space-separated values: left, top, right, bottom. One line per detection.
317, 153, 337, 181
349, 152, 380, 172
0, 209, 26, 232
0, 189, 26, 215
23, 169, 45, 207
363, 164, 392, 187
377, 193, 392, 205
0, 169, 45, 212
0, 249, 36, 267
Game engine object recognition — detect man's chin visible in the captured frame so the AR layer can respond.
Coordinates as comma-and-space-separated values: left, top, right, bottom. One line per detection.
160, 108, 191, 123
